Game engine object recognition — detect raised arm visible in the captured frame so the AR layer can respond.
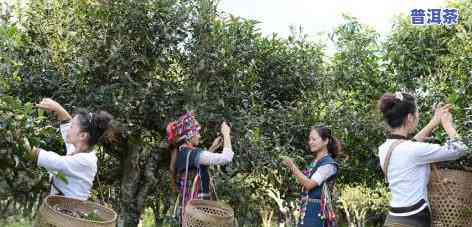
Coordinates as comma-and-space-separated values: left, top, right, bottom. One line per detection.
413, 103, 451, 142
282, 158, 336, 191
415, 108, 468, 164
36, 98, 74, 154
198, 122, 234, 166
36, 98, 72, 122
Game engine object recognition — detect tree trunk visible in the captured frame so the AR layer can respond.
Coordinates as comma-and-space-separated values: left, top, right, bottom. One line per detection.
117, 140, 141, 227
117, 137, 161, 227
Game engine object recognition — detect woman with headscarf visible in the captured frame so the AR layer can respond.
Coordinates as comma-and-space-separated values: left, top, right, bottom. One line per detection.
167, 112, 234, 225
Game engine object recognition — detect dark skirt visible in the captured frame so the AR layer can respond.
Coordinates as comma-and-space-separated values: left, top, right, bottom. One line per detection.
384, 207, 431, 227
298, 201, 323, 227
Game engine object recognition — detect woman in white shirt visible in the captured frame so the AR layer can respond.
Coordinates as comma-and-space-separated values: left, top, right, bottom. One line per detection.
378, 92, 468, 227
28, 98, 115, 201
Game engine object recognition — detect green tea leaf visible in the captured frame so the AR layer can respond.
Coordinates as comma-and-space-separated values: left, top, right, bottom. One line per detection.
38, 108, 45, 117
23, 137, 31, 152
447, 93, 459, 104
55, 171, 69, 184
24, 102, 33, 114
82, 210, 103, 222
279, 155, 291, 160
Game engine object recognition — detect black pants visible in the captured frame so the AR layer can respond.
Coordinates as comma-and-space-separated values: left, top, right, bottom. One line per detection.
384, 207, 431, 227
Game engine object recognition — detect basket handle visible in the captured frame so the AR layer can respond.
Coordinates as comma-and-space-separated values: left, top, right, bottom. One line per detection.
190, 172, 199, 198
181, 149, 193, 222
172, 192, 180, 218
209, 171, 219, 201
382, 140, 405, 178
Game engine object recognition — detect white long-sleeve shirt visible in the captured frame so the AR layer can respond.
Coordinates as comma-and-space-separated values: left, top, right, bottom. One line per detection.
37, 123, 97, 201
379, 138, 468, 216
197, 147, 234, 166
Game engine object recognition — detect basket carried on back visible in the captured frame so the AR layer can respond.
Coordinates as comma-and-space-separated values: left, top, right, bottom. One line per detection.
183, 199, 235, 227
33, 195, 117, 227
428, 168, 472, 227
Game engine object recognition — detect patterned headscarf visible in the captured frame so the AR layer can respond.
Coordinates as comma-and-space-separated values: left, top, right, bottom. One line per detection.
166, 112, 201, 144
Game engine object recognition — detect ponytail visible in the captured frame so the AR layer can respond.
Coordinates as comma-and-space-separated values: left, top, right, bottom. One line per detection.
311, 125, 342, 159
326, 135, 341, 159
167, 121, 185, 192
169, 144, 178, 192
76, 110, 116, 146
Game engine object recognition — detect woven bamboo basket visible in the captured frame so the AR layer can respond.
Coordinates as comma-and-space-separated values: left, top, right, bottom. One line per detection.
429, 168, 472, 227
33, 195, 117, 227
183, 200, 235, 227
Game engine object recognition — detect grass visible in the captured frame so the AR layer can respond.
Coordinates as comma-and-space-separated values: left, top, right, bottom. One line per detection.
141, 208, 155, 227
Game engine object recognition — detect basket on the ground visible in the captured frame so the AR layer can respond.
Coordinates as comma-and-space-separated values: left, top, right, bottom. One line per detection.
183, 199, 234, 227
33, 195, 117, 227
429, 168, 472, 227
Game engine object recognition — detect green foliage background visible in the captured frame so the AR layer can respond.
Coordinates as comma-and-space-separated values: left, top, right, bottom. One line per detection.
1, 0, 471, 226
